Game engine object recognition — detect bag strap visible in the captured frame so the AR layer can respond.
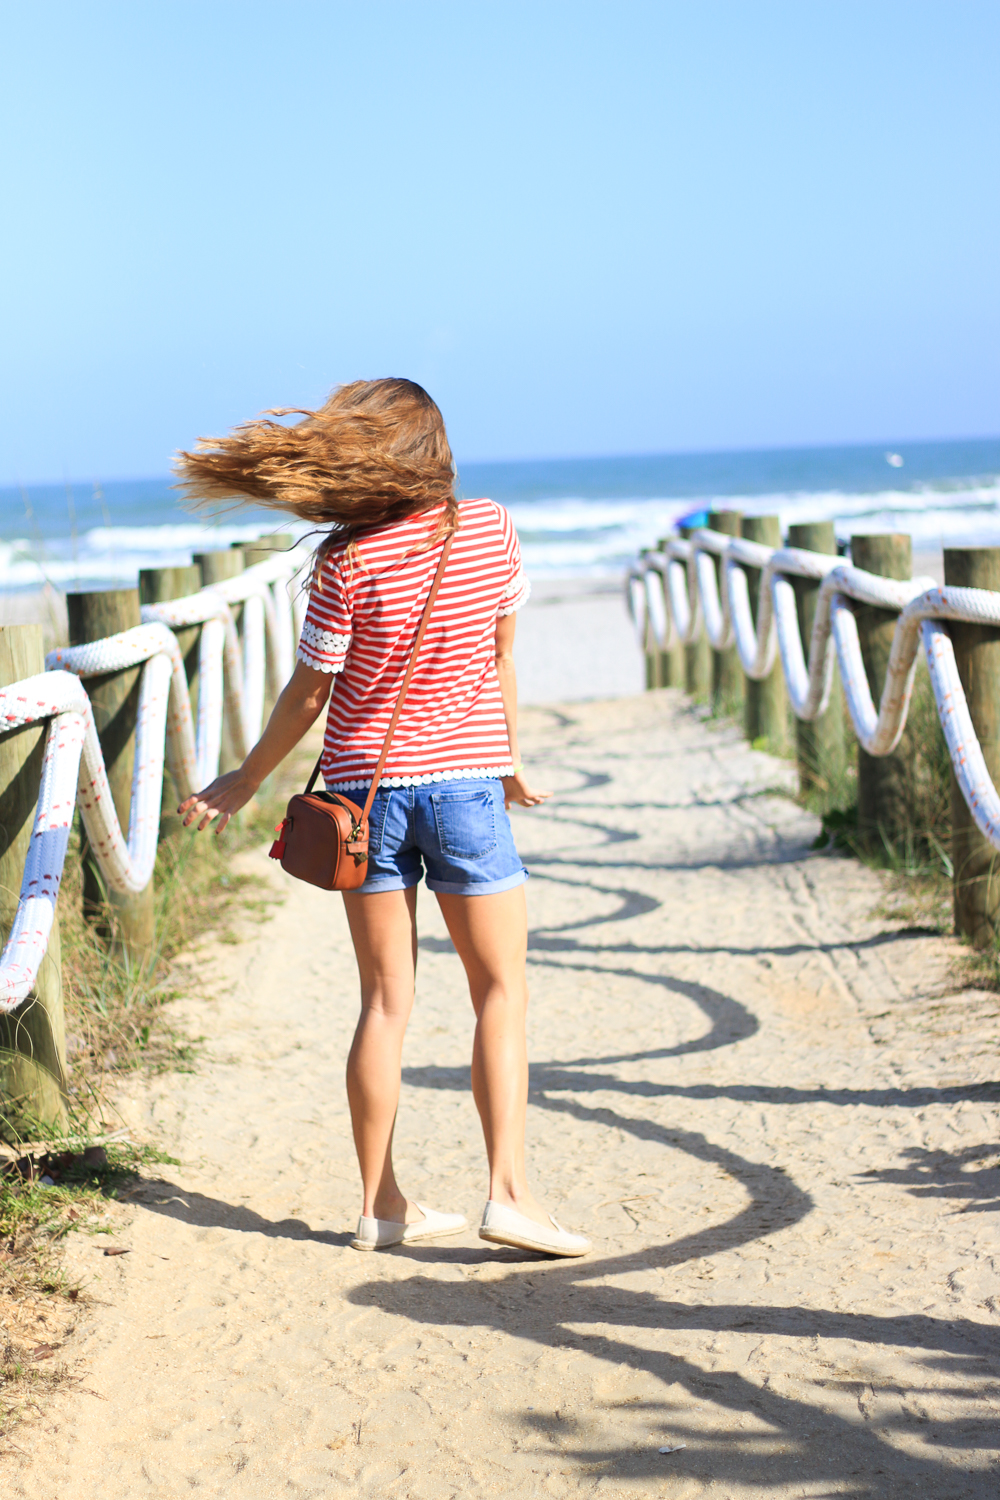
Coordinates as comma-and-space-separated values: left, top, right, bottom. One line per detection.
302, 533, 455, 817
304, 752, 324, 796
359, 533, 454, 824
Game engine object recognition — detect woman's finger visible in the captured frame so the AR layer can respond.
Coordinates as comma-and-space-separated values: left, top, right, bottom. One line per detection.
183, 798, 221, 830
506, 788, 552, 808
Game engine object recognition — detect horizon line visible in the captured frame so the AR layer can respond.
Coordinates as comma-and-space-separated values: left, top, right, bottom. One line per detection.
4, 430, 1000, 493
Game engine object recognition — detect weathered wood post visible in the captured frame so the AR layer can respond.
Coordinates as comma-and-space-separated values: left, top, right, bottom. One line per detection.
741, 515, 791, 753
67, 588, 154, 962
645, 640, 659, 690
656, 539, 685, 687
139, 565, 201, 836
196, 547, 246, 589
238, 533, 294, 566
944, 546, 1000, 947
639, 550, 659, 689
707, 510, 744, 716
196, 548, 245, 773
678, 525, 711, 699
787, 521, 847, 804
851, 534, 913, 850
139, 564, 201, 700
239, 534, 294, 717
0, 625, 69, 1129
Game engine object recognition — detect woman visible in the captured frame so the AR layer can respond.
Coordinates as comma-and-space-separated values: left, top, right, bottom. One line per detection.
177, 378, 590, 1258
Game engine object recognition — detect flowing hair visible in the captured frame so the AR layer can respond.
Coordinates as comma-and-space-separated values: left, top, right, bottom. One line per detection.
174, 378, 459, 572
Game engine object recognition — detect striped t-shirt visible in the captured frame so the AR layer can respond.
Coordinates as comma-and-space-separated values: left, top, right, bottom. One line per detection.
296, 498, 530, 788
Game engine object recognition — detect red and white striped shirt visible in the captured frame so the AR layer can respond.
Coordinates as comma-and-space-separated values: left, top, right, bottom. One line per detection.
297, 498, 530, 788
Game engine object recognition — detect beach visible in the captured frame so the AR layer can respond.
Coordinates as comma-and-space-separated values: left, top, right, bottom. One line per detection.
0, 576, 644, 703
0, 549, 941, 707
514, 578, 644, 704
4, 9, 999, 1490
7, 686, 998, 1498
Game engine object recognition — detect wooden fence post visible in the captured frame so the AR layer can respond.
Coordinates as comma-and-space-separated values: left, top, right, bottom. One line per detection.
639, 550, 658, 689
707, 510, 743, 716
0, 624, 69, 1129
196, 547, 246, 588
741, 515, 791, 753
656, 539, 685, 687
787, 521, 847, 804
139, 565, 201, 836
66, 588, 155, 963
195, 549, 245, 773
645, 634, 659, 690
139, 564, 201, 701
851, 534, 913, 850
238, 533, 294, 718
944, 546, 1000, 947
678, 526, 711, 699
238, 533, 294, 566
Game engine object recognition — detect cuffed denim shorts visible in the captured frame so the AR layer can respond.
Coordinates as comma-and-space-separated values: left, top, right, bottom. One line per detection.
327, 778, 528, 896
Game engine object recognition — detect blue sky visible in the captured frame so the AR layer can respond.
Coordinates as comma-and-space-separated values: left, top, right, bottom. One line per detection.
1, 0, 997, 484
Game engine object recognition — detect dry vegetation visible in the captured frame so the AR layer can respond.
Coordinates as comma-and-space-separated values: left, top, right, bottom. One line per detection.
713, 660, 988, 981
0, 735, 316, 1445
58, 792, 288, 1093
804, 663, 952, 878
0, 1141, 176, 1443
799, 664, 1000, 992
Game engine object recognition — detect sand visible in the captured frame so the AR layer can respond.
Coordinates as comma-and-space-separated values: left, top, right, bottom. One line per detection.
5, 680, 998, 1499
0, 576, 641, 704
514, 578, 643, 704
0, 546, 942, 696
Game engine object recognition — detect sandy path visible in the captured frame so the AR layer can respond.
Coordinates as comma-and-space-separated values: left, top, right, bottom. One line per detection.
8, 690, 1000, 1498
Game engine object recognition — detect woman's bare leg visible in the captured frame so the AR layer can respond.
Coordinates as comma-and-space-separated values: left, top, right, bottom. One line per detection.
435, 885, 551, 1227
342, 886, 423, 1222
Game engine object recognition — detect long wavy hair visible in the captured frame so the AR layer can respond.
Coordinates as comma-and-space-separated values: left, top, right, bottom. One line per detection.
174, 378, 458, 568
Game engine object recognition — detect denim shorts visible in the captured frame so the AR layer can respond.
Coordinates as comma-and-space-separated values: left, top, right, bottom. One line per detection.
327, 778, 528, 895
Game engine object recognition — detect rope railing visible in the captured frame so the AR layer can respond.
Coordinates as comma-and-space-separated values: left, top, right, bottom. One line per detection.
0, 547, 310, 1011
626, 527, 1000, 852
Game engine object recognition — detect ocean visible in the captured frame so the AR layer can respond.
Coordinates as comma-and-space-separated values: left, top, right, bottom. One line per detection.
2, 436, 999, 594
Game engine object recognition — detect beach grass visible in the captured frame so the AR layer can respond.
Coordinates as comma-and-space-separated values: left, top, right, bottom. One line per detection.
703, 660, 964, 966
57, 794, 285, 1096
804, 662, 953, 914
0, 735, 315, 1444
0, 1140, 180, 1443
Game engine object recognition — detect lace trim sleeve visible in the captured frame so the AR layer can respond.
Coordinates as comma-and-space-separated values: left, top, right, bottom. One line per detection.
296, 621, 351, 673
497, 571, 531, 617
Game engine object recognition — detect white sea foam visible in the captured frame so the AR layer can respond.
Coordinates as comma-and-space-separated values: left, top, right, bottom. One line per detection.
2, 480, 999, 591
0, 520, 311, 592
506, 481, 1000, 575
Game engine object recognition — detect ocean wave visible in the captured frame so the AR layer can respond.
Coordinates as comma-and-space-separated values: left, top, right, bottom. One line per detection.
0, 519, 311, 593
3, 481, 1000, 590
508, 482, 1000, 574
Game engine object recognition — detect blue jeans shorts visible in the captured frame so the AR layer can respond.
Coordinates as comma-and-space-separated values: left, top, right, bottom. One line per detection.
328, 778, 528, 895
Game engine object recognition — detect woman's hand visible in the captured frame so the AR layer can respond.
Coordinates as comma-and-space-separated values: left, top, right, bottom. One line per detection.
501, 772, 551, 810
178, 769, 260, 834
178, 662, 332, 834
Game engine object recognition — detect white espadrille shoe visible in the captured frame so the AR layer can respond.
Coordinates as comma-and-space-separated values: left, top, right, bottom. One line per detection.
351, 1202, 467, 1252
478, 1201, 591, 1257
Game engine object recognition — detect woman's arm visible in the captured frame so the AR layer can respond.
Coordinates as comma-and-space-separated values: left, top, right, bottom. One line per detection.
495, 612, 550, 810
178, 660, 334, 833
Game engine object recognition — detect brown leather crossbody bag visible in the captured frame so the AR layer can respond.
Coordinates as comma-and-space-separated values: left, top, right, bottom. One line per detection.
268, 534, 454, 891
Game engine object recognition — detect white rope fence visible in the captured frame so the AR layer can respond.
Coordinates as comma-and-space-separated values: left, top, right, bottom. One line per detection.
0, 548, 309, 1010
627, 528, 1000, 852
